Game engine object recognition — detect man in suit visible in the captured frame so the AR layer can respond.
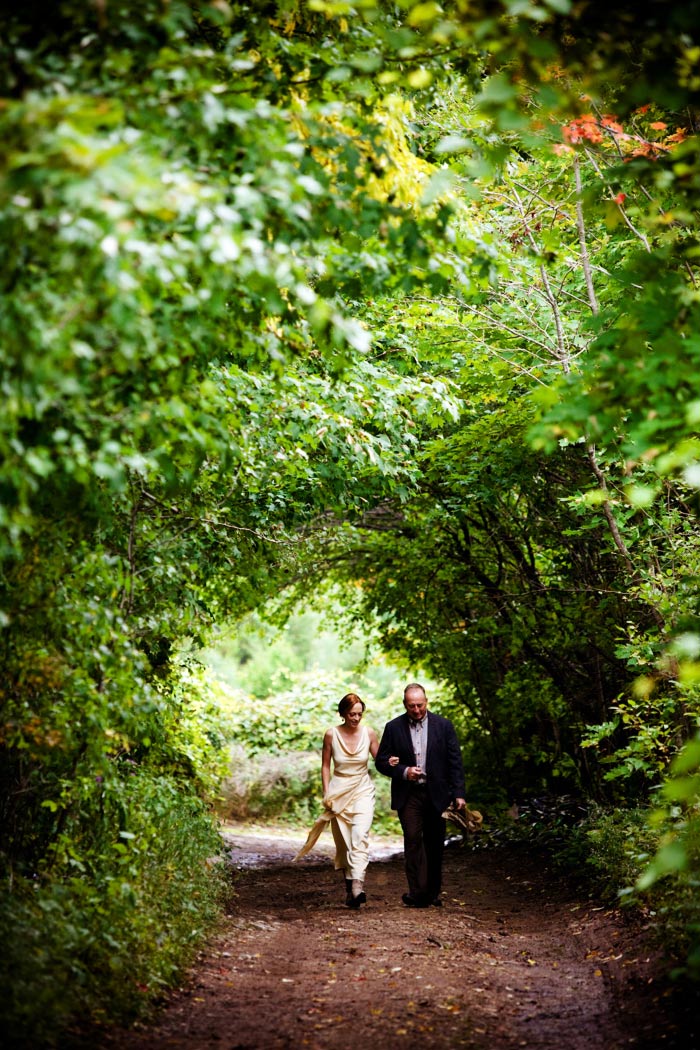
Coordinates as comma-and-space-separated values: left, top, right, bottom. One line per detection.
376, 682, 466, 908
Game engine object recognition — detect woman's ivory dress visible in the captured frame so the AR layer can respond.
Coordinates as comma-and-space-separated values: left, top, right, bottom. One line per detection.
294, 724, 375, 881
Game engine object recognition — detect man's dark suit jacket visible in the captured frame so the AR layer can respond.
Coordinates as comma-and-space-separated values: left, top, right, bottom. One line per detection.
375, 711, 466, 814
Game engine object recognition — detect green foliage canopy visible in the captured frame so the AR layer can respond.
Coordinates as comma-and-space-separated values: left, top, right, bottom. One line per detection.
3, 0, 700, 1032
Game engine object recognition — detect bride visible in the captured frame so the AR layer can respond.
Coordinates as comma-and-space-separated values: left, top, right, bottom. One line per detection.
294, 693, 379, 908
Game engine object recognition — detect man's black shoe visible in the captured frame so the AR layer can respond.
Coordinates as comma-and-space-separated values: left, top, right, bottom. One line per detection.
431, 897, 443, 907
402, 893, 430, 908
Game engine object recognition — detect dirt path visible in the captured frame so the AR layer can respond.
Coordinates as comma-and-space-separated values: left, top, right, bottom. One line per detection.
95, 825, 699, 1050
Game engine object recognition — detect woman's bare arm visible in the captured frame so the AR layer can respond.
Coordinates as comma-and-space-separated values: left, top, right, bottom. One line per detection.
321, 728, 333, 796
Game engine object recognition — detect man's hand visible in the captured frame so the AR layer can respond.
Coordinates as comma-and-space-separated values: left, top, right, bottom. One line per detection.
454, 797, 467, 810
406, 766, 423, 781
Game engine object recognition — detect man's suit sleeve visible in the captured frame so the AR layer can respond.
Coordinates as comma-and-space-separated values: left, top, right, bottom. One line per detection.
375, 721, 408, 780
445, 720, 467, 799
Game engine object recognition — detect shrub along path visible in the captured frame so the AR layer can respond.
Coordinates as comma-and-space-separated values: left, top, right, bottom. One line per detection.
91, 825, 698, 1050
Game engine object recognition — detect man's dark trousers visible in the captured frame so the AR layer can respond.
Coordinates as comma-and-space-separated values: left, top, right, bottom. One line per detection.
399, 783, 446, 902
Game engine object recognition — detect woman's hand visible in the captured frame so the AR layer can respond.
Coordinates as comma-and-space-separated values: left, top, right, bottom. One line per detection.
388, 755, 399, 767
323, 797, 334, 812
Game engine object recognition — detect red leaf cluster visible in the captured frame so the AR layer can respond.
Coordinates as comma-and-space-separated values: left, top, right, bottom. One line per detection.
559, 111, 688, 160
562, 114, 623, 144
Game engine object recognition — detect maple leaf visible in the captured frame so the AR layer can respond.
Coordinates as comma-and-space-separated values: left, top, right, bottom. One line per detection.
562, 115, 604, 145
601, 115, 624, 135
